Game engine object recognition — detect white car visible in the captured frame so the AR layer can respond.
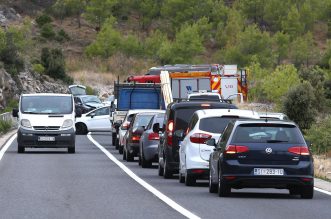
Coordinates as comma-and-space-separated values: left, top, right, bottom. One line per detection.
75, 106, 111, 134
178, 109, 260, 186
188, 91, 222, 102
118, 109, 165, 154
258, 112, 289, 120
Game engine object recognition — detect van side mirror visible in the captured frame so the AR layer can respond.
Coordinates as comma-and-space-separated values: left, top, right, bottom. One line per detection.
174, 130, 185, 140
152, 123, 160, 133
206, 138, 216, 147
12, 108, 19, 117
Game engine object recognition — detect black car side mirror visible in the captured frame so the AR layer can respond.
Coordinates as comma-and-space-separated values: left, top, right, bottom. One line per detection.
12, 108, 19, 118
153, 123, 160, 133
206, 138, 216, 147
114, 120, 122, 128
75, 109, 82, 118
174, 130, 185, 140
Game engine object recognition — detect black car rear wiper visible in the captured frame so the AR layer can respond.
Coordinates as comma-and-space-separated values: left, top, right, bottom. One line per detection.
266, 140, 288, 143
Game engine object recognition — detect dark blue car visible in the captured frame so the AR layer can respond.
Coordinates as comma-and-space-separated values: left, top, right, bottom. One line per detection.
208, 119, 314, 199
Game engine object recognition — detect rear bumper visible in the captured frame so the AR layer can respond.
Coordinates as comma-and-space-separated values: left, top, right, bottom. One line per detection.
127, 142, 139, 155
187, 169, 209, 179
224, 175, 314, 189
17, 127, 75, 148
143, 143, 158, 161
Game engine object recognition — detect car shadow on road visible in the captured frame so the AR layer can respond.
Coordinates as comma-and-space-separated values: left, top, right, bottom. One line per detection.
229, 191, 297, 199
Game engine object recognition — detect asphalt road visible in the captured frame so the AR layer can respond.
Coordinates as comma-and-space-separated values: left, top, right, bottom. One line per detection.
0, 133, 331, 219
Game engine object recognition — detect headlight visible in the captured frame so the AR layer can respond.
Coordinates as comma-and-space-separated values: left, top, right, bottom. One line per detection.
21, 119, 32, 128
62, 119, 73, 129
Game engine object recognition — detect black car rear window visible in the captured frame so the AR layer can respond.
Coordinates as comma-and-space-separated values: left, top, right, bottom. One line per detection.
231, 124, 305, 144
199, 117, 238, 133
175, 108, 198, 131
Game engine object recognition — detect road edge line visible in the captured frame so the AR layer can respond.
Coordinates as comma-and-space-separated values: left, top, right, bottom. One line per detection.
0, 133, 17, 161
314, 187, 331, 196
87, 134, 201, 219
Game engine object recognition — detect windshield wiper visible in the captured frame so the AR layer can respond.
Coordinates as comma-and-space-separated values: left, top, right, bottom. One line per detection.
23, 111, 39, 114
266, 140, 288, 143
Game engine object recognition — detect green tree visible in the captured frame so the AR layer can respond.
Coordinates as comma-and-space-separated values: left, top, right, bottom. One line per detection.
262, 64, 300, 106
132, 0, 162, 30
299, 1, 316, 32
246, 60, 269, 102
144, 30, 168, 58
161, 0, 214, 32
264, 0, 291, 31
281, 5, 304, 38
84, 0, 118, 30
290, 32, 315, 67
272, 31, 290, 65
85, 18, 121, 58
306, 116, 331, 154
235, 0, 265, 24
320, 40, 331, 68
282, 82, 316, 130
54, 0, 88, 28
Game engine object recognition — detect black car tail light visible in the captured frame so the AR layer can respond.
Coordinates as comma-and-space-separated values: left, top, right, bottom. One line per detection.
167, 120, 174, 146
288, 146, 310, 155
190, 133, 212, 144
225, 145, 249, 154
131, 135, 140, 142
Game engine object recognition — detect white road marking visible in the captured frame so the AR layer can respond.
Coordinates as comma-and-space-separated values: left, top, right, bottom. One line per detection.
314, 187, 331, 196
0, 134, 17, 161
87, 134, 201, 219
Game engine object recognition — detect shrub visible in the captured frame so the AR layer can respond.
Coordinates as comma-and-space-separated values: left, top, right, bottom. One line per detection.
282, 82, 316, 130
55, 29, 70, 42
305, 116, 331, 155
40, 23, 55, 39
36, 14, 52, 28
41, 47, 66, 80
32, 63, 45, 74
86, 86, 95, 95
0, 120, 12, 134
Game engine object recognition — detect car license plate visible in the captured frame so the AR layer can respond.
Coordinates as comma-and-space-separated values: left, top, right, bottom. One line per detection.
38, 136, 55, 141
253, 168, 284, 176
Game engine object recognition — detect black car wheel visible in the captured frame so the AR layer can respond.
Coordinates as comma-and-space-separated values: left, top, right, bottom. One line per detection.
76, 123, 88, 135
300, 185, 314, 199
163, 157, 172, 179
185, 171, 195, 186
68, 146, 75, 154
209, 169, 217, 193
115, 138, 119, 150
218, 169, 230, 197
126, 151, 134, 162
17, 145, 25, 153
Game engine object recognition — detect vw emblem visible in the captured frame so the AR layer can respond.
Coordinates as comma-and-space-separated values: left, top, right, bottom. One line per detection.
265, 148, 272, 154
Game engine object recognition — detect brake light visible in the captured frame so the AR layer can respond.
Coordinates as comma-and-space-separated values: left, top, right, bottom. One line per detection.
131, 135, 140, 141
148, 132, 160, 140
190, 133, 212, 144
192, 169, 206, 174
225, 145, 249, 154
201, 103, 210, 107
167, 120, 174, 146
288, 146, 310, 155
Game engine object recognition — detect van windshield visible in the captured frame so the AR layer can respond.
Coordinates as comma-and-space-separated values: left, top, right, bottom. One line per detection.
21, 96, 73, 114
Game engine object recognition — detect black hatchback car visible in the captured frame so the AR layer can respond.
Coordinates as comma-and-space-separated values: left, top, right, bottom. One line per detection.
157, 101, 237, 178
208, 120, 314, 199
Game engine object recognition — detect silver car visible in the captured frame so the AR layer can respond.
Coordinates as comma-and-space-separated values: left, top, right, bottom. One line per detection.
139, 113, 165, 168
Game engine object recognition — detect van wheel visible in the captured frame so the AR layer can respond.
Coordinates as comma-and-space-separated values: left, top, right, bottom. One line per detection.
300, 185, 314, 199
18, 145, 25, 153
218, 169, 230, 197
68, 146, 75, 154
185, 172, 195, 186
163, 158, 172, 179
76, 123, 87, 135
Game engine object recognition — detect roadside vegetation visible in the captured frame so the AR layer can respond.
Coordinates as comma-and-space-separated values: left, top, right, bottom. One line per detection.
1, 0, 331, 155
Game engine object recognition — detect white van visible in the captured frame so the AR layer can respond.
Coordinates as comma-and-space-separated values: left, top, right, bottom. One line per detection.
12, 93, 80, 153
